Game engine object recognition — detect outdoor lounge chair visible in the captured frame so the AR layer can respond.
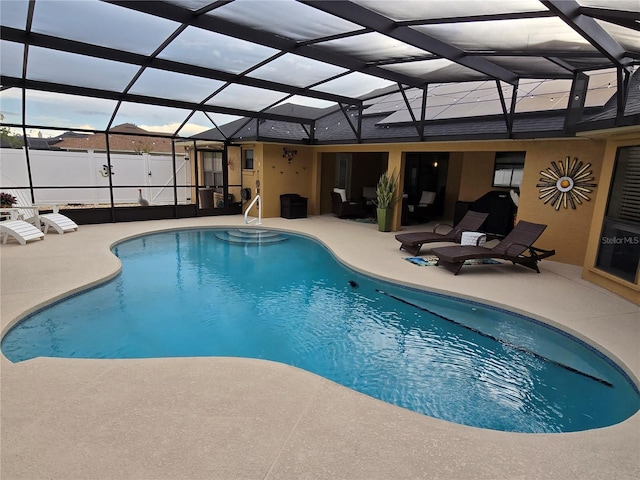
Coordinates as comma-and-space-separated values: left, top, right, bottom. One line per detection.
430, 220, 555, 274
395, 210, 489, 256
1, 219, 45, 245
6, 189, 78, 234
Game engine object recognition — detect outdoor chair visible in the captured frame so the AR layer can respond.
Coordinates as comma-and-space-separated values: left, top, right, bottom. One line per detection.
395, 210, 489, 256
280, 193, 308, 219
412, 190, 437, 222
6, 189, 78, 234
331, 188, 364, 218
430, 220, 555, 274
0, 218, 45, 245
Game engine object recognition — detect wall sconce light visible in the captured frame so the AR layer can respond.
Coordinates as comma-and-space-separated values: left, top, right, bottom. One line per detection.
283, 147, 297, 164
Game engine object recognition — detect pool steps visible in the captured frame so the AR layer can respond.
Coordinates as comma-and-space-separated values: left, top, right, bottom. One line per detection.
214, 229, 288, 245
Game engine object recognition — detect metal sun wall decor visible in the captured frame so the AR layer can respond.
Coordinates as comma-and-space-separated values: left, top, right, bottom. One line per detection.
537, 156, 597, 210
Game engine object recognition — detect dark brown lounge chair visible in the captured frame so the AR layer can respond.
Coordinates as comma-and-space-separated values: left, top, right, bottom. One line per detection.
431, 220, 555, 275
395, 210, 489, 256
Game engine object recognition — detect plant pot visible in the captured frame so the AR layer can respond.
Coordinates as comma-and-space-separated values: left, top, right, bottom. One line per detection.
377, 207, 392, 232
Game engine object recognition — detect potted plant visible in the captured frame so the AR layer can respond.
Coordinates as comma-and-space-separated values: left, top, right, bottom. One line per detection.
373, 170, 399, 232
0, 192, 17, 208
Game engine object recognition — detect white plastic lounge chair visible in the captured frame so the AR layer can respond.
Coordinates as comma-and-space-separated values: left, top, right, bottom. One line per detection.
1, 220, 45, 245
6, 189, 78, 234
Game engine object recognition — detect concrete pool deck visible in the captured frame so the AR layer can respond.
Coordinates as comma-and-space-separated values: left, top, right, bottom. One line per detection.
1, 214, 639, 480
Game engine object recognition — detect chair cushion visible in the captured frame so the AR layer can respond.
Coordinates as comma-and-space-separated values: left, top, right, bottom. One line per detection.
333, 188, 347, 202
418, 191, 436, 205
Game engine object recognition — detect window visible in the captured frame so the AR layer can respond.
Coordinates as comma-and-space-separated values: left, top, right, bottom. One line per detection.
202, 151, 223, 188
244, 149, 254, 170
493, 152, 525, 188
335, 152, 352, 190
596, 145, 640, 283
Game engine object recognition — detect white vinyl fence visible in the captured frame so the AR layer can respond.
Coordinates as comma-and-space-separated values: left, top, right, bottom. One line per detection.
0, 148, 192, 205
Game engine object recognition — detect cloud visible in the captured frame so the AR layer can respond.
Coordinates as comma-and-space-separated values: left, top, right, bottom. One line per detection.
140, 122, 210, 136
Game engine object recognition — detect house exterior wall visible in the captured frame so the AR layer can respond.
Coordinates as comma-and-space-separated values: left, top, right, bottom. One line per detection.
424, 140, 609, 268
582, 130, 640, 305
319, 152, 337, 215
241, 144, 263, 217
388, 149, 405, 231
515, 139, 606, 267
255, 143, 314, 218
228, 146, 242, 204
204, 132, 638, 304
308, 138, 613, 266
457, 151, 499, 202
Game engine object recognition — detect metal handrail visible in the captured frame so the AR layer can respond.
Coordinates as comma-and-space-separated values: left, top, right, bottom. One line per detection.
244, 194, 262, 225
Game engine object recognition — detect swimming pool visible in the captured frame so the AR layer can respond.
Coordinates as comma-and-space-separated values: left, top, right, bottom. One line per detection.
2, 228, 638, 433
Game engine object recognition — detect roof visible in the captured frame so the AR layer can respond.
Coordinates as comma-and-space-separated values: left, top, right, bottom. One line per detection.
1, 1, 639, 142
587, 65, 640, 121
25, 136, 59, 150
194, 69, 640, 145
54, 124, 185, 154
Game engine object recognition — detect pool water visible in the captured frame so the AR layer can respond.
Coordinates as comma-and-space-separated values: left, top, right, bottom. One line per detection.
2, 229, 639, 433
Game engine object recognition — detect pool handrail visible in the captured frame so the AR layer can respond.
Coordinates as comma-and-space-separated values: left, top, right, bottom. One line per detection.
244, 194, 262, 225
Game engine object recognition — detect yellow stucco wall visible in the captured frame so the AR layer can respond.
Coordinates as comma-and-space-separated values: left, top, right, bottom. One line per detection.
385, 150, 404, 231
318, 152, 336, 215
516, 139, 606, 266
582, 130, 640, 304
315, 139, 617, 264
228, 146, 242, 202
425, 140, 607, 266
241, 144, 262, 217
230, 133, 638, 302
458, 151, 502, 202
257, 144, 314, 218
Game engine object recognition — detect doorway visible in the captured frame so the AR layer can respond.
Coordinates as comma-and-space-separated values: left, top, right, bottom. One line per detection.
404, 152, 449, 221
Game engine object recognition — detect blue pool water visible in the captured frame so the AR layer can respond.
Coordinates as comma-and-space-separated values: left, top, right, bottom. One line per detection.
2, 228, 639, 433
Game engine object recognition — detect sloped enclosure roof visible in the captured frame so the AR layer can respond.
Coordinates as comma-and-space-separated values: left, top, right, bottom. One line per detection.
1, 0, 639, 144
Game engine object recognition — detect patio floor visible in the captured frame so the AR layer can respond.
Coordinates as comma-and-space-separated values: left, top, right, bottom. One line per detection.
1, 215, 639, 480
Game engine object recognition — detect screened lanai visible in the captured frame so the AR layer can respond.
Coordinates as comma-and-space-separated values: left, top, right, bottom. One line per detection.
1, 0, 639, 223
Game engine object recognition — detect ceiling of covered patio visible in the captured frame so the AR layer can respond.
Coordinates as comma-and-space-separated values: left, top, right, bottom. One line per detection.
1, 0, 638, 141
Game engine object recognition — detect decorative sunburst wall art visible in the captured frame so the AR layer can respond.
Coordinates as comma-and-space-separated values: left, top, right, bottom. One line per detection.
537, 156, 597, 210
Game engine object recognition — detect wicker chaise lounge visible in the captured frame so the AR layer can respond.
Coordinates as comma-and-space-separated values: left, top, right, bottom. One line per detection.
431, 220, 555, 274
395, 210, 489, 256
